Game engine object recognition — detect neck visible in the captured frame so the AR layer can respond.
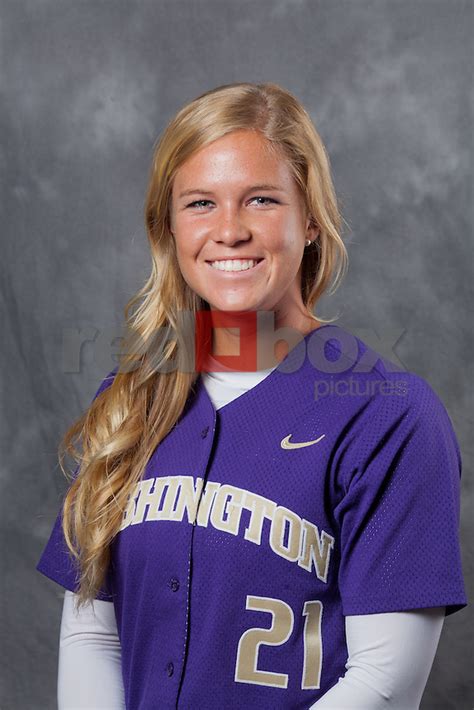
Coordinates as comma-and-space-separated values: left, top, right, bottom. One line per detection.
206, 309, 321, 372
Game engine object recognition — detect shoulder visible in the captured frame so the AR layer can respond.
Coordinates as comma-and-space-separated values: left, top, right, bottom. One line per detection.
92, 366, 119, 401
308, 323, 457, 432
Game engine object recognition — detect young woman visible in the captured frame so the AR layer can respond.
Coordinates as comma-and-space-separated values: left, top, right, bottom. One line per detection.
37, 82, 467, 709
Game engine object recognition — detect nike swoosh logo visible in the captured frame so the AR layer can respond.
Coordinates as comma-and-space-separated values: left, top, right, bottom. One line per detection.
280, 433, 326, 449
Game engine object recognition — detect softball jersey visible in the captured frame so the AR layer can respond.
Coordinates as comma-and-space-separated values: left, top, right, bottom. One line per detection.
38, 324, 467, 709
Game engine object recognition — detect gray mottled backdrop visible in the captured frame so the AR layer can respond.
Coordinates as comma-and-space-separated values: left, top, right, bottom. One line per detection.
1, 0, 472, 708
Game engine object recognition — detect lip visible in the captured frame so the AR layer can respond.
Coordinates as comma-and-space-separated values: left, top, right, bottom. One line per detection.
205, 258, 265, 276
205, 258, 264, 263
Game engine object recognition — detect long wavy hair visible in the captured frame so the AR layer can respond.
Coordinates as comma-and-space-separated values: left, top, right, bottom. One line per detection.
60, 81, 349, 608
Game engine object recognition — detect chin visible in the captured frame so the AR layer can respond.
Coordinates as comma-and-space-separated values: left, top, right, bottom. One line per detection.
207, 302, 257, 312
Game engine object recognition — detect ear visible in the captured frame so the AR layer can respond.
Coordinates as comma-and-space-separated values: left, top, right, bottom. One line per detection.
305, 215, 319, 240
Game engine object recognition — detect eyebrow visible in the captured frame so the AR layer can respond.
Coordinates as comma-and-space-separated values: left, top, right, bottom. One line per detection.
178, 184, 286, 199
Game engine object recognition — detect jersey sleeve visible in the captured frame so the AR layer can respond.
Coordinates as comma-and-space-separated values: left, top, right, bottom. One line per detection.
36, 368, 118, 601
335, 375, 468, 617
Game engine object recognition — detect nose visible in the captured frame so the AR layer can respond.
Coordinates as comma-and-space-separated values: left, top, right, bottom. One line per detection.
215, 205, 251, 245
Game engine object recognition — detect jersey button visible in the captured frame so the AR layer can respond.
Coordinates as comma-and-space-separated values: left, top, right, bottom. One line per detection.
166, 661, 174, 677
201, 426, 209, 438
169, 578, 180, 592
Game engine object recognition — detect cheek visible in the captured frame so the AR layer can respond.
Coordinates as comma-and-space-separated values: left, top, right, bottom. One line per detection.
174, 226, 205, 258
265, 214, 304, 255
171, 207, 207, 269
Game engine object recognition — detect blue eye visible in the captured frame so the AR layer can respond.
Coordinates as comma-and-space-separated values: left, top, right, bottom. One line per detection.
251, 196, 278, 206
185, 196, 278, 209
186, 200, 212, 209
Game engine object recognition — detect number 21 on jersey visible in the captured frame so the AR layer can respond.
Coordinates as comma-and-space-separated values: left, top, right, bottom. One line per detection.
235, 595, 323, 690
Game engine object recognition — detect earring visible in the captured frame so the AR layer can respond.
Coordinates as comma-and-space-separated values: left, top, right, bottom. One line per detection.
305, 239, 311, 247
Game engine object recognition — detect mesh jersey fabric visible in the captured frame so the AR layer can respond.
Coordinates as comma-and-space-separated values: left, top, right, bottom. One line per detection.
36, 323, 468, 709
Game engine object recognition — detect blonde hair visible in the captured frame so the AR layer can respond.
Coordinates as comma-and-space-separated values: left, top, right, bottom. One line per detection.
60, 82, 349, 608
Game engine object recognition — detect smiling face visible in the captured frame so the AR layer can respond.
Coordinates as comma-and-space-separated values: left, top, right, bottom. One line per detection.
169, 129, 316, 327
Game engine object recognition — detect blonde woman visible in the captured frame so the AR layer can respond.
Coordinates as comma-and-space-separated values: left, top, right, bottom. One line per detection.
37, 82, 467, 709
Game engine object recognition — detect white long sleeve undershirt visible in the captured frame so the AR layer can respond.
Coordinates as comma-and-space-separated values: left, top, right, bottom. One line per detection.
59, 591, 125, 710
57, 363, 446, 709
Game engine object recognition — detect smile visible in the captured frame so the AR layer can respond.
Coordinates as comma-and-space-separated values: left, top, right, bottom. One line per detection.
206, 258, 264, 273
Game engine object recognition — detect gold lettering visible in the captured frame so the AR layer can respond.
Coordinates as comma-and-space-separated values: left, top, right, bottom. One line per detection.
170, 476, 204, 524
156, 478, 180, 520
269, 506, 302, 562
119, 483, 140, 531
235, 596, 293, 688
302, 600, 323, 689
242, 492, 276, 545
211, 485, 245, 535
131, 478, 168, 525
298, 519, 334, 582
196, 481, 220, 527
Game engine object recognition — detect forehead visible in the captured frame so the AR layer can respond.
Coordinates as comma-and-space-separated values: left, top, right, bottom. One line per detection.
172, 130, 296, 194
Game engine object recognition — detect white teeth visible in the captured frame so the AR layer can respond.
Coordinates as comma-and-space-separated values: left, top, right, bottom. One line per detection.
209, 259, 260, 272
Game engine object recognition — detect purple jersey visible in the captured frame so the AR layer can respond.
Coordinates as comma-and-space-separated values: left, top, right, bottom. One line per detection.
36, 324, 468, 709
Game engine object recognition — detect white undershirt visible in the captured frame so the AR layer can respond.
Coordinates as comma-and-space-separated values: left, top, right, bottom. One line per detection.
57, 362, 445, 709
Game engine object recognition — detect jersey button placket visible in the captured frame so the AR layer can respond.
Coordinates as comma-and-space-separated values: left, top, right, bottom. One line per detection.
168, 577, 180, 592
